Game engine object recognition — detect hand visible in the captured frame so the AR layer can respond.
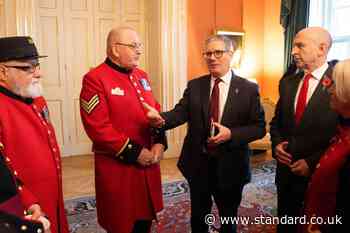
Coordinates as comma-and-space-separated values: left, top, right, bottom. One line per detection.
151, 143, 165, 164
207, 122, 232, 146
142, 102, 165, 128
25, 204, 43, 221
290, 159, 310, 177
275, 141, 292, 166
137, 148, 155, 166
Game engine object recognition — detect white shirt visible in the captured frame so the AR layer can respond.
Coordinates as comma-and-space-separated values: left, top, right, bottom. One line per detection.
210, 70, 232, 122
294, 62, 329, 110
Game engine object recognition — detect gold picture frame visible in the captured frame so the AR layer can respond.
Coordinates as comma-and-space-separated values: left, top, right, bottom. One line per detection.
215, 29, 245, 69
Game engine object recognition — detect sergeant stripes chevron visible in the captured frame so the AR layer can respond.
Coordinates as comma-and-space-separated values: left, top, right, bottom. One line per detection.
81, 94, 100, 114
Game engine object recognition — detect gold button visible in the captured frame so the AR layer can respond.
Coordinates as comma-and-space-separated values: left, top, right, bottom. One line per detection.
128, 144, 132, 149
316, 163, 320, 169
18, 186, 23, 191
120, 155, 124, 160
14, 171, 18, 176
5, 157, 10, 162
21, 225, 28, 231
37, 229, 43, 233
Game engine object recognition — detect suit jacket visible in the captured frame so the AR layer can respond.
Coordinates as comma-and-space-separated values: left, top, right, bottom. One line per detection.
161, 72, 266, 188
270, 65, 338, 186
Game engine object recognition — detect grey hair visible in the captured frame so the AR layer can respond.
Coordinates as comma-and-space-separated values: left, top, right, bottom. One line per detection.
333, 58, 350, 103
205, 35, 236, 51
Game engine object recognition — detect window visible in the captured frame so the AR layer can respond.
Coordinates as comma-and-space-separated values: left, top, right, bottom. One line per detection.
309, 0, 350, 60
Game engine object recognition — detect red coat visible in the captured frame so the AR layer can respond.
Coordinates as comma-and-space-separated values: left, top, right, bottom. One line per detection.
0, 87, 69, 233
80, 59, 163, 233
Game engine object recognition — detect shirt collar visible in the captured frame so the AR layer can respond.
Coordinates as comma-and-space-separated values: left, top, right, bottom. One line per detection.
211, 69, 232, 84
310, 62, 329, 81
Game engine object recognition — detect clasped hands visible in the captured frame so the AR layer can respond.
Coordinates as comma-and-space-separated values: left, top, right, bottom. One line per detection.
142, 103, 232, 146
137, 144, 164, 166
274, 141, 311, 177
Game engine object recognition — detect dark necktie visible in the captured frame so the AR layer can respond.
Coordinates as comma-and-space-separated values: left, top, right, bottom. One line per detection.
295, 73, 312, 125
210, 78, 222, 123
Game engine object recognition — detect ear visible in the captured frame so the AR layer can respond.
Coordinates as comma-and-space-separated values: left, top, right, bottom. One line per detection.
318, 43, 328, 56
112, 46, 120, 58
0, 65, 7, 79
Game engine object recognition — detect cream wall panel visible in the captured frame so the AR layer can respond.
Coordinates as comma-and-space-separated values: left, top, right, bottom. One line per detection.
64, 0, 95, 155
124, 0, 140, 15
46, 100, 64, 147
0, 0, 5, 36
99, 0, 114, 12
71, 0, 88, 11
70, 18, 90, 89
39, 0, 57, 9
39, 16, 61, 87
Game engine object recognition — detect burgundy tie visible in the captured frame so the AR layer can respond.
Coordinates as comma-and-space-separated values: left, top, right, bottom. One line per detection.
210, 78, 222, 123
295, 73, 312, 125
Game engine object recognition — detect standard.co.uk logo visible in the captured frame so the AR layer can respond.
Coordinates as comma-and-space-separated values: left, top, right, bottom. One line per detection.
204, 214, 343, 225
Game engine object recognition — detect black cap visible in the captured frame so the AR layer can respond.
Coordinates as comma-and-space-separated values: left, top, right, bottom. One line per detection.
0, 36, 47, 62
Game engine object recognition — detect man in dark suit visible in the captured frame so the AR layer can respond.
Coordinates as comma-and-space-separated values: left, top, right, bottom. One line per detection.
144, 35, 266, 233
270, 27, 339, 233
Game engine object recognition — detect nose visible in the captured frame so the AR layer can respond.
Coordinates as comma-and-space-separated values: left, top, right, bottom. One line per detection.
33, 66, 42, 79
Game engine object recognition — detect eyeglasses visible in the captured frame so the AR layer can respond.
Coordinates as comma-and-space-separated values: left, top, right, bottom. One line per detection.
202, 50, 229, 59
4, 63, 40, 74
115, 42, 143, 50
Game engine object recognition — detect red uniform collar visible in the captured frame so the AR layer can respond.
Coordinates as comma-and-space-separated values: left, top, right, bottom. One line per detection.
0, 85, 33, 104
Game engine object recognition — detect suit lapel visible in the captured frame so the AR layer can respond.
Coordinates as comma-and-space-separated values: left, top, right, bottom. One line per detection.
221, 71, 239, 125
298, 67, 333, 129
200, 75, 211, 129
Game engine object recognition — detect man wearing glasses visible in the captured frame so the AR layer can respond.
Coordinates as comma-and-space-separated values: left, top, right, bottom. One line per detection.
0, 36, 69, 233
143, 35, 266, 233
80, 27, 166, 233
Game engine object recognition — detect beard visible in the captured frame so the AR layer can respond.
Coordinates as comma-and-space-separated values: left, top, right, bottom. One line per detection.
14, 79, 43, 98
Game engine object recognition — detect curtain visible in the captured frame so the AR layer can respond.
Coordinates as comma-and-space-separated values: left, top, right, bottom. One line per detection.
280, 0, 310, 71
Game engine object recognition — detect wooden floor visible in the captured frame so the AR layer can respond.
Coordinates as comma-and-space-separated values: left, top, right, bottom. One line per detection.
61, 150, 273, 199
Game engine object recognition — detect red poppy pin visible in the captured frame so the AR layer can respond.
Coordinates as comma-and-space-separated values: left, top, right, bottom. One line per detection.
321, 75, 333, 91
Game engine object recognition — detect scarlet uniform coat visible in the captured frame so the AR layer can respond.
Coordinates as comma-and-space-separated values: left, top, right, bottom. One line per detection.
0, 87, 69, 233
80, 59, 163, 233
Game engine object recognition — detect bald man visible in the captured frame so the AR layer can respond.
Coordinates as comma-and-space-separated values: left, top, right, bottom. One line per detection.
270, 27, 339, 233
80, 27, 166, 233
